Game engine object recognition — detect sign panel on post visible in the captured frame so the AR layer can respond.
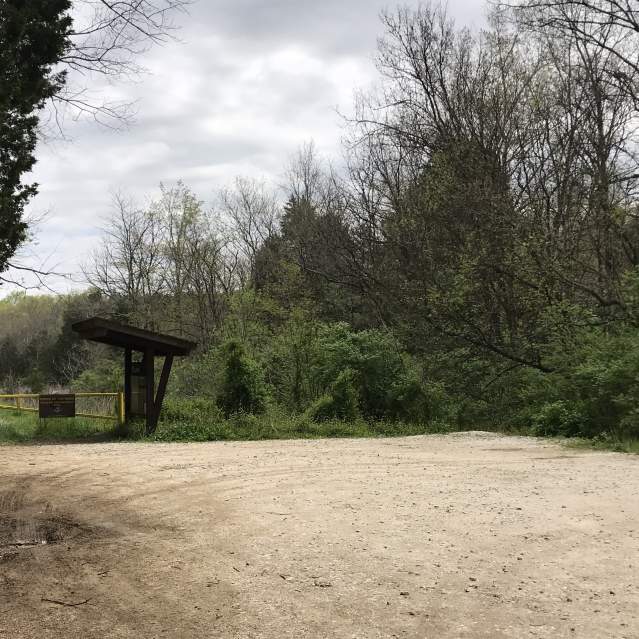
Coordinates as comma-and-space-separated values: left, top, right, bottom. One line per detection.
39, 394, 76, 418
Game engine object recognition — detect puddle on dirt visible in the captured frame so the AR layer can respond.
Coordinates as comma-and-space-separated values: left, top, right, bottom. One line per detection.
0, 488, 90, 557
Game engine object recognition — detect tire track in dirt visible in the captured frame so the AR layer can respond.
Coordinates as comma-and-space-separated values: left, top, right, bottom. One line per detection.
0, 471, 241, 639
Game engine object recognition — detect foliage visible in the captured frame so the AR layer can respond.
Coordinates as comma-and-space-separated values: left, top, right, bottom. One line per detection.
307, 324, 435, 421
152, 404, 455, 443
305, 368, 360, 423
71, 359, 121, 392
0, 411, 116, 443
169, 352, 219, 398
2, 2, 639, 450
540, 327, 639, 440
153, 397, 226, 441
162, 397, 224, 425
0, 1, 71, 273
217, 340, 269, 416
529, 401, 585, 438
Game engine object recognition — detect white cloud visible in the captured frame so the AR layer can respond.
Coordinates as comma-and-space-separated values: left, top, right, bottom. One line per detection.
3, 0, 486, 295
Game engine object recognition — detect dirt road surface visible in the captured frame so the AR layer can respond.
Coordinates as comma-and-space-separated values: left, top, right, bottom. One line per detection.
1, 433, 638, 638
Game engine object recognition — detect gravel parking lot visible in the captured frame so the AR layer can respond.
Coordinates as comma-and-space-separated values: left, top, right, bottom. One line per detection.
1, 432, 638, 638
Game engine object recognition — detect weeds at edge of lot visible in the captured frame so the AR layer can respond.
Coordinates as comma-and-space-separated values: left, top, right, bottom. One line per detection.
2, 407, 638, 453
150, 408, 457, 442
0, 411, 118, 444
563, 436, 639, 455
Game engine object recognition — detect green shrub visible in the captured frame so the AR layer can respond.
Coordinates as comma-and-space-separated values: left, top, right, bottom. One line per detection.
367, 418, 455, 437
530, 401, 584, 437
306, 368, 360, 422
162, 397, 223, 424
509, 326, 639, 440
226, 411, 279, 439
71, 359, 121, 392
304, 394, 334, 423
153, 420, 232, 442
386, 373, 448, 423
302, 323, 438, 421
217, 340, 269, 416
170, 353, 218, 398
311, 325, 402, 419
619, 409, 639, 440
23, 369, 46, 393
154, 397, 227, 441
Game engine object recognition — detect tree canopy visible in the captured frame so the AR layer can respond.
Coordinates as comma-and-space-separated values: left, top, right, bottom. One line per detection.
0, 0, 71, 276
1, 0, 639, 445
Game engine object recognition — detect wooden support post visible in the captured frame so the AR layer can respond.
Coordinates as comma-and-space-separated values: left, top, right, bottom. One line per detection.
149, 354, 173, 433
144, 348, 155, 435
124, 347, 132, 423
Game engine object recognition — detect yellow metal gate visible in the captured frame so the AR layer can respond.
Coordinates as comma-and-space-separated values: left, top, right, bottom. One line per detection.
0, 393, 125, 425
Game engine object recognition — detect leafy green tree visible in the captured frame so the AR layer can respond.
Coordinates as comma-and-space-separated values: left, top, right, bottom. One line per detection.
217, 340, 269, 416
0, 338, 22, 380
0, 1, 71, 275
265, 307, 318, 410
311, 324, 421, 419
306, 368, 360, 423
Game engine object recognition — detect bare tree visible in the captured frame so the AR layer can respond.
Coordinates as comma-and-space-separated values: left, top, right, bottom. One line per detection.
86, 183, 243, 340
218, 177, 280, 286
503, 0, 639, 103
85, 191, 166, 327
187, 224, 238, 340
51, 0, 192, 128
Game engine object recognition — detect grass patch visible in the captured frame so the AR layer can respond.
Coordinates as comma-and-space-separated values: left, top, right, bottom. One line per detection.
3, 399, 637, 453
152, 401, 456, 442
564, 436, 639, 455
0, 410, 119, 444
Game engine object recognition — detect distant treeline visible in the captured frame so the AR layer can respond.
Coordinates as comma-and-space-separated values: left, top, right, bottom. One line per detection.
2, 2, 639, 442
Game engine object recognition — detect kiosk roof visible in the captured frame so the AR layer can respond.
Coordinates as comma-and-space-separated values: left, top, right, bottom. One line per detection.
72, 317, 196, 356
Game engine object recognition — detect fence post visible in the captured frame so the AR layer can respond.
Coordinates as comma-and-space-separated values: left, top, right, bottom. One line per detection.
16, 396, 21, 411
118, 391, 125, 426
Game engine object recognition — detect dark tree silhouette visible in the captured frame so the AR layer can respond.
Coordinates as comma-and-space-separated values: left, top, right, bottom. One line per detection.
0, 0, 72, 277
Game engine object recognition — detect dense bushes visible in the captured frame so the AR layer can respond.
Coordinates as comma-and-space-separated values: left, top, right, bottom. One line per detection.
265, 322, 436, 423
217, 340, 269, 416
71, 359, 121, 392
149, 322, 446, 439
152, 316, 639, 446
524, 328, 639, 440
6, 287, 638, 447
310, 324, 419, 419
444, 323, 639, 441
162, 397, 224, 425
305, 368, 360, 422
159, 323, 438, 429
152, 403, 453, 442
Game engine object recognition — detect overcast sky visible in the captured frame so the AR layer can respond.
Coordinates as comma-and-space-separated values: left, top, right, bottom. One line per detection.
5, 0, 485, 296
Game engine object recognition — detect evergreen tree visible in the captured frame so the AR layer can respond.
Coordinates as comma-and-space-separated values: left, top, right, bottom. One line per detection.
0, 0, 71, 273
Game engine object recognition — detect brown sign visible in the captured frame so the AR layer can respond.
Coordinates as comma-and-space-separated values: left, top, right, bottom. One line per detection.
39, 394, 76, 418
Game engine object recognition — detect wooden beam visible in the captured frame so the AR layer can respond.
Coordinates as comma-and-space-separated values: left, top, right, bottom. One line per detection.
144, 348, 155, 435
149, 354, 173, 434
124, 347, 132, 423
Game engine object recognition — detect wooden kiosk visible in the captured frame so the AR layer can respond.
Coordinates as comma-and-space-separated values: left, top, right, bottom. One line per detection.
72, 317, 196, 434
